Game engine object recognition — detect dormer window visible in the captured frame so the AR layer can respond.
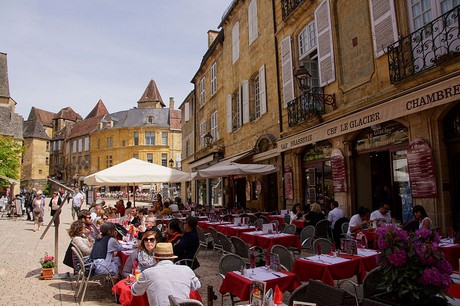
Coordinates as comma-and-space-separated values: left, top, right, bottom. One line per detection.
147, 116, 154, 124
107, 120, 113, 128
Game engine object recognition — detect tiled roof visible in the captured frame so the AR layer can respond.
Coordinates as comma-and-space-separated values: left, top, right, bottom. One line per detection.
170, 109, 182, 130
99, 107, 173, 130
0, 53, 10, 98
51, 123, 74, 140
23, 120, 50, 140
54, 106, 82, 121
85, 99, 109, 119
138, 79, 165, 107
67, 114, 105, 139
27, 107, 55, 127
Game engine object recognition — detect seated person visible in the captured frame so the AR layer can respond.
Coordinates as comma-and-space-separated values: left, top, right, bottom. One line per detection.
347, 206, 371, 235
68, 220, 94, 256
121, 231, 158, 278
304, 203, 325, 226
159, 202, 173, 216
169, 198, 179, 212
166, 219, 182, 245
131, 242, 201, 306
289, 203, 304, 223
370, 202, 392, 225
138, 216, 163, 242
413, 204, 433, 230
173, 216, 200, 270
90, 222, 122, 279
131, 208, 146, 227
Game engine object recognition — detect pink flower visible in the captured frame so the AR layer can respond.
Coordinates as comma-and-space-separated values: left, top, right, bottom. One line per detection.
388, 249, 408, 267
420, 267, 451, 291
44, 256, 54, 261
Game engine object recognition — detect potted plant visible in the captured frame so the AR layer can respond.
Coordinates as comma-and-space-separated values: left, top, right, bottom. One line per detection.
39, 253, 56, 279
374, 225, 452, 305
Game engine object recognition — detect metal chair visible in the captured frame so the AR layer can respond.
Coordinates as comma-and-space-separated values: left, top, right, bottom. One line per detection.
270, 220, 280, 232
196, 226, 211, 256
230, 236, 263, 266
282, 224, 297, 235
208, 227, 223, 256
339, 267, 385, 305
219, 254, 245, 306
254, 218, 264, 230
168, 295, 204, 306
333, 217, 350, 249
287, 279, 346, 306
341, 221, 349, 235
217, 232, 234, 255
283, 214, 291, 226
222, 214, 233, 222
312, 238, 333, 254
175, 243, 200, 270
248, 214, 258, 225
299, 225, 315, 252
259, 215, 270, 224
270, 244, 294, 271
314, 219, 333, 240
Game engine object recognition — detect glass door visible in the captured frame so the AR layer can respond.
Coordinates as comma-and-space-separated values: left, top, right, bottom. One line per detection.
392, 150, 413, 223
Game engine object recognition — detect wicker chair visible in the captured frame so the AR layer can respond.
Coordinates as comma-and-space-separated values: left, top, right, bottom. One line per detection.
168, 295, 204, 306
208, 227, 223, 256
270, 220, 280, 232
222, 214, 233, 222
314, 219, 333, 240
259, 215, 270, 224
333, 217, 350, 249
248, 214, 258, 225
230, 236, 263, 265
312, 238, 333, 254
219, 254, 245, 305
196, 226, 211, 256
282, 224, 297, 235
288, 279, 346, 306
254, 218, 264, 230
270, 244, 294, 271
217, 232, 234, 255
362, 298, 392, 306
300, 225, 315, 252
283, 214, 291, 227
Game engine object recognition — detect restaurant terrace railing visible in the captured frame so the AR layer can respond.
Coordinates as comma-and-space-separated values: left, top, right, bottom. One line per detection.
281, 0, 305, 20
287, 87, 336, 127
387, 5, 460, 84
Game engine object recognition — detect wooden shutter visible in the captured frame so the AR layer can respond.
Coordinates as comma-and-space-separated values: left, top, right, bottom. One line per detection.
242, 80, 250, 123
369, 0, 398, 57
315, 0, 335, 86
248, 0, 258, 45
232, 22, 240, 63
281, 36, 294, 107
259, 65, 267, 115
226, 94, 233, 132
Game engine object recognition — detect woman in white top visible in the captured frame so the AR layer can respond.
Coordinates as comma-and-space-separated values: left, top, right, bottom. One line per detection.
289, 203, 304, 223
413, 205, 432, 230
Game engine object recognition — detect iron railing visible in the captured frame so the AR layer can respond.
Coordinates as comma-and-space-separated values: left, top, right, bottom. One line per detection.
387, 5, 460, 84
282, 0, 305, 20
287, 88, 336, 127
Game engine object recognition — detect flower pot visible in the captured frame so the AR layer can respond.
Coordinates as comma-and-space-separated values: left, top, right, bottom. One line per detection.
40, 267, 54, 280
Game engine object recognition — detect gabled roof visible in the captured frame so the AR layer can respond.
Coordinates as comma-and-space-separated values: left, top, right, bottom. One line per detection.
138, 79, 165, 107
23, 120, 50, 140
85, 99, 109, 119
51, 123, 74, 141
170, 109, 181, 130
54, 106, 82, 121
0, 52, 10, 98
27, 107, 55, 127
67, 114, 105, 139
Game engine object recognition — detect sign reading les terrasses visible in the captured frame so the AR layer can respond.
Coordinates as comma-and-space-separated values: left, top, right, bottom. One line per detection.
407, 138, 437, 198
331, 149, 347, 192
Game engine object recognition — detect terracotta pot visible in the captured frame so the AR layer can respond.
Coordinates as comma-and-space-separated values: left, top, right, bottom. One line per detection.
40, 267, 54, 280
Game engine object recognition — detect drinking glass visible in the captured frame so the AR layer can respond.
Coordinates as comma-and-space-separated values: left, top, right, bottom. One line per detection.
315, 243, 322, 260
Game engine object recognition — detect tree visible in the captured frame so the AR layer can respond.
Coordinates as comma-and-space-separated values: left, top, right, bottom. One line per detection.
0, 136, 23, 188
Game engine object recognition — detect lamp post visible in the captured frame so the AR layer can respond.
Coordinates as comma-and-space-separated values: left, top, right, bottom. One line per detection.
204, 132, 213, 148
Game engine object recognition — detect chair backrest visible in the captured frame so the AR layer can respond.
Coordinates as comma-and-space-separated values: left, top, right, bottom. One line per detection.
333, 217, 349, 249
363, 267, 386, 298
282, 224, 297, 235
313, 238, 333, 254
259, 215, 270, 224
248, 214, 258, 225
222, 214, 233, 222
217, 232, 234, 254
208, 227, 221, 247
219, 253, 245, 276
300, 225, 315, 250
314, 219, 332, 239
283, 214, 291, 225
270, 220, 279, 227
304, 279, 346, 306
196, 226, 207, 243
341, 222, 349, 235
230, 236, 250, 259
254, 218, 264, 230
287, 283, 309, 306
270, 244, 294, 271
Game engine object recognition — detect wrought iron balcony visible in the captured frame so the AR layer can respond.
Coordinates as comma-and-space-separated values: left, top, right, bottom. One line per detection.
282, 0, 305, 20
287, 88, 336, 127
387, 5, 460, 84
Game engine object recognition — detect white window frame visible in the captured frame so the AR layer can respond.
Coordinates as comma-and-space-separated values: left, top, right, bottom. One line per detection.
232, 22, 240, 63
200, 120, 206, 148
162, 132, 168, 146
211, 111, 218, 141
184, 102, 190, 122
298, 21, 317, 58
211, 62, 217, 96
145, 132, 155, 145
200, 77, 206, 107
248, 0, 258, 45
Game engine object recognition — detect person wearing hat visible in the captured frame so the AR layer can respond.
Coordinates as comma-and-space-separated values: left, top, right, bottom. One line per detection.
131, 242, 201, 306
32, 190, 45, 232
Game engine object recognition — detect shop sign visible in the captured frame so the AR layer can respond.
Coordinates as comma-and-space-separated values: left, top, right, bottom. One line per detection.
330, 149, 347, 192
284, 166, 293, 200
407, 138, 437, 198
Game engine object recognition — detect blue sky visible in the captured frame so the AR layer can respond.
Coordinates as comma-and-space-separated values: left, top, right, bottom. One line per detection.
0, 0, 231, 119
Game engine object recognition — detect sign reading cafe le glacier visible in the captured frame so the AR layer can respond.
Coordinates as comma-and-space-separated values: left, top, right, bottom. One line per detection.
278, 75, 460, 152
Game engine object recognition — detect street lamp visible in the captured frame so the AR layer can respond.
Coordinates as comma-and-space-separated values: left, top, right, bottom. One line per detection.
169, 158, 174, 168
204, 132, 213, 148
294, 65, 312, 93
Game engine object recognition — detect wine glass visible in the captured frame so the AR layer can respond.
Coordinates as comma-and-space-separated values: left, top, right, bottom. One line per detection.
250, 252, 256, 275
265, 252, 271, 270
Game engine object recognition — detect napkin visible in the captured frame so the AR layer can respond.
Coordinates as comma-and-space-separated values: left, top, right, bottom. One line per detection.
273, 285, 283, 305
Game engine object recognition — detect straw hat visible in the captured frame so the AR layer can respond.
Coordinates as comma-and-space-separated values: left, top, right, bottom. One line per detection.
154, 243, 177, 260
37, 190, 43, 195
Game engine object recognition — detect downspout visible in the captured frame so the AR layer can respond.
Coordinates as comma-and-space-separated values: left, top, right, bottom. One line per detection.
192, 86, 198, 205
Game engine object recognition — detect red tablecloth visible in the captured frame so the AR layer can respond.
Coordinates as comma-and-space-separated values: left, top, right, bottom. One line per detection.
240, 231, 301, 250
267, 215, 285, 227
441, 244, 460, 270
112, 278, 202, 306
215, 224, 257, 237
292, 256, 367, 286
197, 221, 232, 232
292, 220, 304, 229
219, 268, 301, 301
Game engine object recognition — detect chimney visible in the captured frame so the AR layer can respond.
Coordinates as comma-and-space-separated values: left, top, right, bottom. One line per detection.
0, 52, 11, 99
169, 97, 174, 110
207, 30, 219, 48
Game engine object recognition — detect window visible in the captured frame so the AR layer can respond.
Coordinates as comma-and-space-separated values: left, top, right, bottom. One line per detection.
66, 142, 70, 153
106, 155, 113, 168
121, 140, 126, 146
97, 157, 100, 170
72, 156, 76, 167
232, 88, 242, 129
254, 75, 261, 119
298, 21, 317, 58
147, 153, 153, 163
145, 132, 155, 145
106, 137, 113, 148
248, 0, 258, 45
200, 120, 206, 148
232, 22, 240, 63
211, 62, 217, 95
200, 77, 206, 107
211, 111, 218, 141
84, 137, 89, 151
176, 152, 181, 170
147, 116, 154, 124
72, 140, 77, 153
54, 155, 59, 165
78, 139, 83, 152
84, 155, 89, 168
134, 132, 139, 146
133, 153, 139, 159
77, 156, 82, 167
184, 102, 190, 122
162, 132, 168, 146
161, 153, 167, 167
46, 157, 49, 165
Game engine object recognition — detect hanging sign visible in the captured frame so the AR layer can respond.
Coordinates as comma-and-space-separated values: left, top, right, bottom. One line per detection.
331, 149, 347, 192
407, 138, 437, 198
284, 166, 294, 200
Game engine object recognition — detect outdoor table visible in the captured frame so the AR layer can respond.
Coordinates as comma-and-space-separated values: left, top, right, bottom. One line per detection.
340, 248, 380, 272
112, 278, 202, 306
240, 231, 301, 250
267, 215, 285, 227
162, 215, 208, 226
219, 267, 301, 301
215, 224, 257, 237
356, 230, 377, 249
197, 221, 232, 232
292, 220, 304, 229
439, 241, 460, 270
292, 252, 371, 286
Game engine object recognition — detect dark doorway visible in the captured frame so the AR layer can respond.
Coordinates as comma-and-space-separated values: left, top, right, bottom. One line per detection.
266, 173, 278, 212
449, 152, 460, 231
234, 178, 247, 209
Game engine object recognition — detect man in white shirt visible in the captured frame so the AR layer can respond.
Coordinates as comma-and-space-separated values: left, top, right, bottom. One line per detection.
328, 200, 345, 228
71, 188, 85, 221
370, 202, 392, 225
131, 242, 201, 306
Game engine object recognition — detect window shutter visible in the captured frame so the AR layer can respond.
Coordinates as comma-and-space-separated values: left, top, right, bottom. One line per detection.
242, 80, 250, 123
259, 65, 267, 115
248, 0, 258, 45
237, 84, 242, 126
281, 36, 294, 107
226, 94, 233, 132
315, 0, 335, 86
369, 0, 398, 57
232, 22, 240, 63
184, 102, 190, 122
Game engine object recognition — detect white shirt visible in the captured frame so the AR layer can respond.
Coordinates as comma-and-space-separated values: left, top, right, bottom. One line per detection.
328, 207, 345, 228
72, 192, 85, 208
131, 260, 201, 306
169, 203, 179, 212
370, 209, 391, 224
348, 214, 363, 235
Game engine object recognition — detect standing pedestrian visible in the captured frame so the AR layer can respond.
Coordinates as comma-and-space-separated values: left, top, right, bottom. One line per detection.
71, 187, 85, 221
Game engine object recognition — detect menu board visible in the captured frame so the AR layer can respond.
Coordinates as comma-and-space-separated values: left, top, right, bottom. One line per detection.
407, 138, 437, 198
284, 166, 294, 199
331, 149, 347, 192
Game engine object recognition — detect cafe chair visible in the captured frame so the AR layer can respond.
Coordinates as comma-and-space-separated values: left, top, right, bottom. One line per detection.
248, 214, 258, 225
283, 224, 297, 235
219, 254, 245, 306
300, 225, 315, 252
222, 214, 233, 222
208, 227, 223, 256
217, 232, 235, 255
230, 236, 263, 266
168, 295, 204, 306
287, 279, 347, 306
259, 215, 270, 224
313, 238, 333, 254
175, 245, 201, 270
196, 226, 211, 256
338, 267, 384, 304
314, 219, 333, 240
270, 244, 294, 271
283, 214, 291, 227
270, 220, 280, 231
254, 218, 264, 230
333, 217, 350, 249
341, 222, 350, 236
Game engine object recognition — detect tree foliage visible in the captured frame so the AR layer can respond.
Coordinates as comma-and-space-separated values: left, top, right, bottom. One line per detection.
0, 136, 23, 187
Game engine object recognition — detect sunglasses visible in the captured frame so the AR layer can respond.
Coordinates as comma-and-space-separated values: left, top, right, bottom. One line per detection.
102, 218, 108, 220
144, 238, 156, 243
